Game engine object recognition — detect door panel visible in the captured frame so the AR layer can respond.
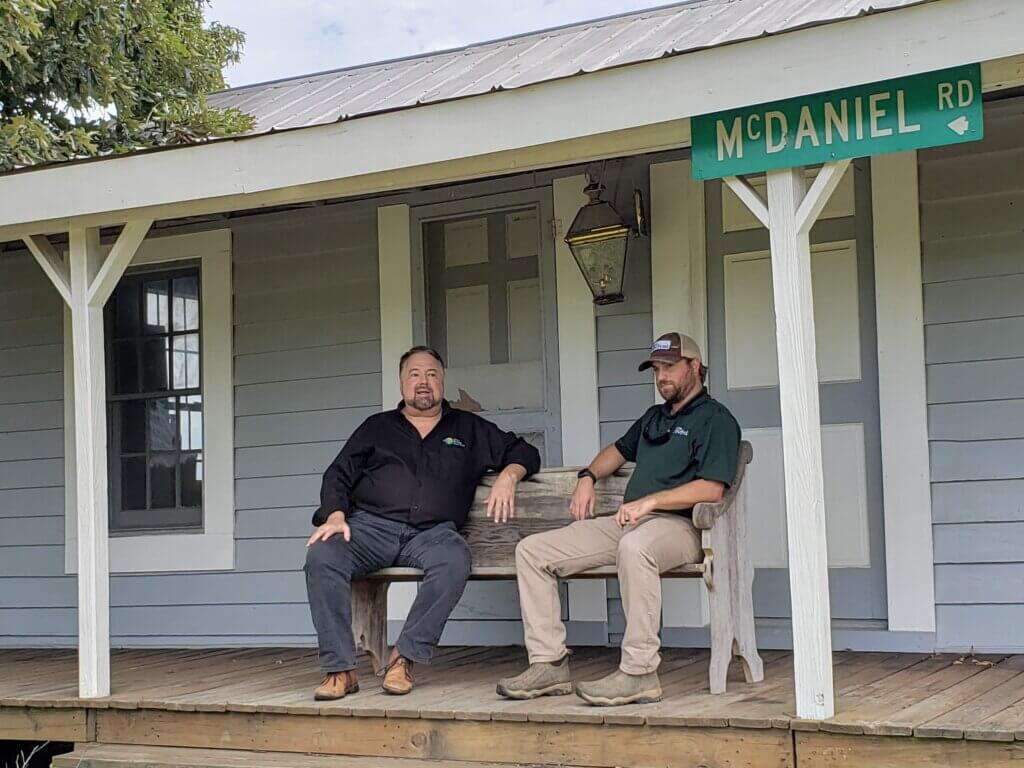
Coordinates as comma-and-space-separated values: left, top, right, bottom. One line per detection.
705, 160, 887, 621
417, 191, 561, 467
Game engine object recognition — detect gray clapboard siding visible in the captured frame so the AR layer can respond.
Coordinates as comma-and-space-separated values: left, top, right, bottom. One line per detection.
0, 428, 62, 461
234, 340, 382, 385
0, 545, 64, 577
598, 349, 651, 387
0, 401, 63, 431
922, 232, 1024, 284
234, 443, 340, 480
0, 515, 63, 546
921, 96, 1024, 652
936, 605, 1024, 652
0, 316, 62, 350
599, 385, 655, 423
0, 288, 60, 322
0, 458, 62, 489
925, 317, 1024, 365
927, 359, 1024, 404
235, 475, 321, 511
934, 564, 1024, 605
234, 310, 380, 355
236, 508, 318, 539
0, 344, 63, 376
932, 479, 1024, 524
932, 440, 1024, 486
933, 521, 1024, 564
928, 402, 1024, 442
0, 372, 63, 405
0, 487, 65, 518
234, 372, 381, 416
924, 274, 1024, 325
0, 577, 76, 608
600, 420, 634, 449
234, 405, 379, 447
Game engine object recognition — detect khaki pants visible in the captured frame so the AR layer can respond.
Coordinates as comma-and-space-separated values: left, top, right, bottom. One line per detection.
515, 513, 702, 675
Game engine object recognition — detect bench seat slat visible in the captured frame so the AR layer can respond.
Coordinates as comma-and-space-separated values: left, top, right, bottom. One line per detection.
363, 564, 704, 581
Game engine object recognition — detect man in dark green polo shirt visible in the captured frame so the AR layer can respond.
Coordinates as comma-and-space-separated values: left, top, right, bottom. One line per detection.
497, 332, 740, 706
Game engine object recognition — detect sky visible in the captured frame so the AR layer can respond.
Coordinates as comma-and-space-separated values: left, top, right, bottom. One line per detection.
206, 0, 663, 89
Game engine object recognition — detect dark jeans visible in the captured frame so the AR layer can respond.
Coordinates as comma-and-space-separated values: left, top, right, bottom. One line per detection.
304, 510, 472, 673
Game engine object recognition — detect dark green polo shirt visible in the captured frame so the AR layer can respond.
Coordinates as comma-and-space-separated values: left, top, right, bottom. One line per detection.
615, 390, 741, 509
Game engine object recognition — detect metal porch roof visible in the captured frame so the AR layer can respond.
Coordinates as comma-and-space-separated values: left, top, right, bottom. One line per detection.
209, 0, 935, 136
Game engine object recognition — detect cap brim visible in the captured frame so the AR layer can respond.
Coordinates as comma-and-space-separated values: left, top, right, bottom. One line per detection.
638, 353, 683, 372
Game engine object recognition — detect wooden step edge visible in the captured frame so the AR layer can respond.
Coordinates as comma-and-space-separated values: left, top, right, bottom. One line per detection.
52, 743, 549, 768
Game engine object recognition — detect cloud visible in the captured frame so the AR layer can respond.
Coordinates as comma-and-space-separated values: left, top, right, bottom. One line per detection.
206, 0, 659, 87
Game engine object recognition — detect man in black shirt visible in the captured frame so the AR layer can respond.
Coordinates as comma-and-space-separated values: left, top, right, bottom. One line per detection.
305, 346, 540, 700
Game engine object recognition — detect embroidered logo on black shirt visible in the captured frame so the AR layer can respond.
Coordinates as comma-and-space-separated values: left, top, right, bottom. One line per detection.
443, 437, 466, 447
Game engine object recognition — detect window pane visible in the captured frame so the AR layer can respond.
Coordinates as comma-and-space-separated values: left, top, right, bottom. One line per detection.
181, 452, 202, 508
172, 334, 200, 390
173, 275, 200, 331
114, 286, 140, 337
143, 338, 169, 391
121, 456, 147, 510
143, 279, 169, 334
179, 395, 203, 451
147, 397, 177, 451
119, 400, 146, 453
149, 452, 177, 508
113, 340, 139, 395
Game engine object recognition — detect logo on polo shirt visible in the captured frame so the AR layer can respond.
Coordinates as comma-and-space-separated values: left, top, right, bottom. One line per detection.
673, 426, 690, 437
443, 437, 466, 448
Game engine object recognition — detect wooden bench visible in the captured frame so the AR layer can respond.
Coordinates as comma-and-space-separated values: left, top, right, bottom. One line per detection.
351, 441, 762, 694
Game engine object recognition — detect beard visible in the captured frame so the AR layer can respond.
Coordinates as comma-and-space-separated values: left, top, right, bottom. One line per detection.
658, 381, 682, 404
408, 389, 438, 411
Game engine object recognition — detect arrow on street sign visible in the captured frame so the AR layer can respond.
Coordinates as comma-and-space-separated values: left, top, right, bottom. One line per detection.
948, 115, 970, 136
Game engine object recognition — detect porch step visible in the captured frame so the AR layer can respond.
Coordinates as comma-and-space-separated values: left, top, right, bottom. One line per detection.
53, 744, 544, 768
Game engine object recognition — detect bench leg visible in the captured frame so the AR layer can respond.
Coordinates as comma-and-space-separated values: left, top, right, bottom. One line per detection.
732, 482, 763, 684
708, 569, 733, 695
352, 580, 389, 676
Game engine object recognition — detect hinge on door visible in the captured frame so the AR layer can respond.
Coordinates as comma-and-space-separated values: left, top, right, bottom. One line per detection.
550, 217, 562, 238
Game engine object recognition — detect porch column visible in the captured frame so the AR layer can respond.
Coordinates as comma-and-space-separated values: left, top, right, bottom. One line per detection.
25, 220, 152, 698
724, 160, 850, 720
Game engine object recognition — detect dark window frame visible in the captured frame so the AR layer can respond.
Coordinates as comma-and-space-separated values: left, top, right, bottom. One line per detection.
104, 261, 204, 535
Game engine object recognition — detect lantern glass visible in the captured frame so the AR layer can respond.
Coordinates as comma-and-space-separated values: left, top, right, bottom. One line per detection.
565, 182, 630, 305
567, 234, 628, 305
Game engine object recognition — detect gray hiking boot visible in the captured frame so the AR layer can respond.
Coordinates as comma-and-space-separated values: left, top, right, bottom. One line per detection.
496, 656, 573, 700
575, 669, 662, 706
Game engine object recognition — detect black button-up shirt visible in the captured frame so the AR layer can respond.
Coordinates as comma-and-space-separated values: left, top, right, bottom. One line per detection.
314, 401, 541, 529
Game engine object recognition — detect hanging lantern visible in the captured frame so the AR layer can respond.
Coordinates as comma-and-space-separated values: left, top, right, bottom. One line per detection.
564, 181, 630, 305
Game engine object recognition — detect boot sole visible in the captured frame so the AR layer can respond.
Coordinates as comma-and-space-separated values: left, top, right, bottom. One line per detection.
314, 683, 360, 701
575, 688, 662, 707
496, 681, 574, 700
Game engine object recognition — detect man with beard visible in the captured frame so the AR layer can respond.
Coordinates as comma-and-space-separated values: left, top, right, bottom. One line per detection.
305, 346, 540, 700
497, 333, 740, 706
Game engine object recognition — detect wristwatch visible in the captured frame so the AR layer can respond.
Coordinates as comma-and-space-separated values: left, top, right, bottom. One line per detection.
577, 468, 597, 483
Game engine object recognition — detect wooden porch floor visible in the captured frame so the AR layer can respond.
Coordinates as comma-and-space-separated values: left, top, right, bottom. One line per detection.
2, 647, 1024, 766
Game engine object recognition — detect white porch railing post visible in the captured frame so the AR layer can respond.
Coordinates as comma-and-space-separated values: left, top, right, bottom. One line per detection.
765, 167, 835, 720
68, 225, 112, 699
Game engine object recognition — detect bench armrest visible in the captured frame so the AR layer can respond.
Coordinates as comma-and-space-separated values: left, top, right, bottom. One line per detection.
692, 441, 753, 530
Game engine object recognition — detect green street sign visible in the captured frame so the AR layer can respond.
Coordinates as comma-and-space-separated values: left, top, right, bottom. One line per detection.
691, 64, 983, 180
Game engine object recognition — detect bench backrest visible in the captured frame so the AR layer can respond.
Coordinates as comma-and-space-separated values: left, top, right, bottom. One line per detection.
462, 439, 752, 569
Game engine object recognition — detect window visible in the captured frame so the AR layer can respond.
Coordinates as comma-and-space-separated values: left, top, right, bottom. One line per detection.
105, 264, 203, 533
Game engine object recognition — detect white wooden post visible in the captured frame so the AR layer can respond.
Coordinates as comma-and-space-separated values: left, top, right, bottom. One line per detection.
25, 221, 152, 698
724, 160, 850, 720
68, 226, 111, 698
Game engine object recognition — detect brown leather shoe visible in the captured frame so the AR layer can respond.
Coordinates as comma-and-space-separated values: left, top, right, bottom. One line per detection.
382, 656, 414, 695
314, 670, 359, 701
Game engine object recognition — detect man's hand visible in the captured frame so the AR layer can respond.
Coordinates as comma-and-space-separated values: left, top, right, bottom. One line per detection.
616, 497, 655, 527
307, 510, 351, 546
487, 469, 520, 524
569, 476, 597, 520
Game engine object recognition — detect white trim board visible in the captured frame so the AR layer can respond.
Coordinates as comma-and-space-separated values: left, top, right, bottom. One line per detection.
377, 204, 418, 622
870, 152, 936, 633
553, 175, 606, 625
3, 0, 1023, 236
650, 158, 711, 628
64, 229, 235, 574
